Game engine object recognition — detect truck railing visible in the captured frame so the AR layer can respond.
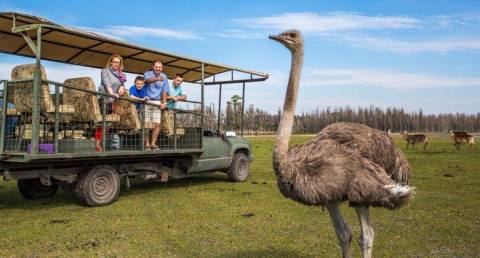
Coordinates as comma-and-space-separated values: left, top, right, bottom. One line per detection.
0, 79, 203, 159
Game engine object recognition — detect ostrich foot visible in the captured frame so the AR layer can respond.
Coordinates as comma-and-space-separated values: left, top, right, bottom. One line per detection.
355, 206, 374, 258
326, 202, 352, 258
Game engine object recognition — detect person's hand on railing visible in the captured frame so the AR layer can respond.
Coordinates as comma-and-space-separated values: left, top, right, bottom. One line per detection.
160, 102, 167, 110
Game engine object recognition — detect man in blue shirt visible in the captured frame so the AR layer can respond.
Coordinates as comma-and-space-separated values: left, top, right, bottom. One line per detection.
162, 74, 187, 137
167, 74, 187, 109
143, 61, 169, 150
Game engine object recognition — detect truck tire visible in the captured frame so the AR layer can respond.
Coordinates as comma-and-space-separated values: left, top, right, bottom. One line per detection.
227, 152, 250, 182
17, 178, 59, 199
76, 165, 120, 207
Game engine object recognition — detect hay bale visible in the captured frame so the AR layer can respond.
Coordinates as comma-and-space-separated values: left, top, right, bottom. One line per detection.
160, 110, 174, 136
11, 64, 54, 113
58, 104, 75, 113
63, 77, 102, 122
106, 114, 120, 122
15, 124, 45, 139
113, 93, 141, 130
159, 110, 185, 136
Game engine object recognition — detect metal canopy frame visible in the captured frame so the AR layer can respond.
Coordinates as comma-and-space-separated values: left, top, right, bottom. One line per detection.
0, 12, 268, 156
0, 12, 269, 83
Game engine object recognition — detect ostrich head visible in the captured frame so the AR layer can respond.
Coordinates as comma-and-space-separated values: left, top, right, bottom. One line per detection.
269, 29, 303, 52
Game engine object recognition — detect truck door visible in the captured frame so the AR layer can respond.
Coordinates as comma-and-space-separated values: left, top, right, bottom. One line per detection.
190, 129, 231, 173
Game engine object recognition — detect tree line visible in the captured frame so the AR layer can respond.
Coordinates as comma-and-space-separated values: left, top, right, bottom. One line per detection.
197, 101, 480, 134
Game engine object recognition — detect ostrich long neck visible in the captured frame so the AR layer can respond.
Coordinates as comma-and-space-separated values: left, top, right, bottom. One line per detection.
273, 46, 304, 174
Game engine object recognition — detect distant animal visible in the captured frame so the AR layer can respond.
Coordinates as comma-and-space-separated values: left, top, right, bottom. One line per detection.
270, 29, 414, 258
449, 129, 476, 151
401, 131, 428, 150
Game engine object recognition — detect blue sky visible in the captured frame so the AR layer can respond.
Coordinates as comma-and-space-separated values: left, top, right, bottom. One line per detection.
1, 0, 480, 114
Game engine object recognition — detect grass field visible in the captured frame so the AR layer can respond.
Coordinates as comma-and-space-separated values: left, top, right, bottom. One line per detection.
0, 135, 479, 257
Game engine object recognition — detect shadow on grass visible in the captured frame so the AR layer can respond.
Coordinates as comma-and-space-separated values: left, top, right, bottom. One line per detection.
0, 173, 231, 210
121, 173, 231, 198
214, 249, 305, 258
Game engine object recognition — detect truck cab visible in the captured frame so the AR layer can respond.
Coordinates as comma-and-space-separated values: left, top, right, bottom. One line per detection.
193, 129, 252, 181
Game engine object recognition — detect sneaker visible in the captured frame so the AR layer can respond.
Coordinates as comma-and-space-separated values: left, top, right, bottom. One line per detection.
151, 145, 160, 150
144, 146, 152, 151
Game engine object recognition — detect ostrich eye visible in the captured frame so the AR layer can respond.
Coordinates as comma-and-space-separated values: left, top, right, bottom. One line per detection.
289, 33, 296, 38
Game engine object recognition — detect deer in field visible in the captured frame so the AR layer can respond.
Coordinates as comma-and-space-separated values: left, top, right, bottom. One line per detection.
401, 131, 428, 150
449, 129, 476, 151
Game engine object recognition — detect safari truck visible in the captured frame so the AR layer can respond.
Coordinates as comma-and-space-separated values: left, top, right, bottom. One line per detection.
0, 13, 268, 206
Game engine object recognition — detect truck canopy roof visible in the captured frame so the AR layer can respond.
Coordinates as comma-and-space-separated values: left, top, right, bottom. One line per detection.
0, 12, 269, 83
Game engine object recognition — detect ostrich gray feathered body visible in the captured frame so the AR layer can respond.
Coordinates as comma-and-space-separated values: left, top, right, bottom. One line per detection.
274, 122, 412, 209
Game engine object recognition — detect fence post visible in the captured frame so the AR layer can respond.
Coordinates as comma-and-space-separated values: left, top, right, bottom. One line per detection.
0, 81, 8, 153
102, 98, 107, 152
54, 83, 60, 153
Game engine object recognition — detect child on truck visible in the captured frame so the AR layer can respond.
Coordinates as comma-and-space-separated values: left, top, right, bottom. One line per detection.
129, 76, 149, 112
129, 76, 151, 150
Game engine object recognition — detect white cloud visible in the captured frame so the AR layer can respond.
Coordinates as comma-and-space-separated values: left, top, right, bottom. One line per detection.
232, 12, 480, 53
82, 26, 201, 40
425, 13, 480, 28
303, 68, 480, 90
208, 29, 264, 39
341, 35, 480, 53
233, 12, 420, 33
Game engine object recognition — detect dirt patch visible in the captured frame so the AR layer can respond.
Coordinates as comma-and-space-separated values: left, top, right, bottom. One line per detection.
65, 238, 101, 251
242, 212, 255, 218
50, 219, 71, 224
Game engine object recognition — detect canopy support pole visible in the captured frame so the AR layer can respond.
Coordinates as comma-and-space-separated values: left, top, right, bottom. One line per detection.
217, 84, 222, 131
30, 26, 43, 155
201, 63, 205, 141
241, 82, 245, 137
19, 33, 38, 56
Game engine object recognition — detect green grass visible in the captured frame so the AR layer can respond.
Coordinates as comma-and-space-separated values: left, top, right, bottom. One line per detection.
0, 135, 479, 257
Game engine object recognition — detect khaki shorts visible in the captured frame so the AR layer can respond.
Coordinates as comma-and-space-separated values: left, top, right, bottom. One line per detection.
144, 100, 162, 126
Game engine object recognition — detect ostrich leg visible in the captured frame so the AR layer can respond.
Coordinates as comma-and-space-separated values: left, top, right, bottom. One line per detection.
355, 206, 374, 258
326, 202, 352, 258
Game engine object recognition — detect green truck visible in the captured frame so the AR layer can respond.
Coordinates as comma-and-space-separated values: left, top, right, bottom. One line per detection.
0, 12, 268, 206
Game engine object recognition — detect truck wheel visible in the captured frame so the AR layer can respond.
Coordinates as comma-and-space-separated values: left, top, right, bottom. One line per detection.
228, 153, 250, 182
76, 165, 120, 207
17, 178, 59, 199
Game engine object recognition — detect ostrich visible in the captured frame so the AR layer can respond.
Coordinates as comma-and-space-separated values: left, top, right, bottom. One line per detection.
269, 30, 414, 258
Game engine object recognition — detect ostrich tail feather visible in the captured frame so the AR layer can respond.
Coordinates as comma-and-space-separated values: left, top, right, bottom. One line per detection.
384, 184, 415, 197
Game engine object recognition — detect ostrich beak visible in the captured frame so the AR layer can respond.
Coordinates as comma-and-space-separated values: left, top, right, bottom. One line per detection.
269, 34, 282, 42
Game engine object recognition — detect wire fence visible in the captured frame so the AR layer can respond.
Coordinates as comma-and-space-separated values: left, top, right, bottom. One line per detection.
0, 78, 202, 156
